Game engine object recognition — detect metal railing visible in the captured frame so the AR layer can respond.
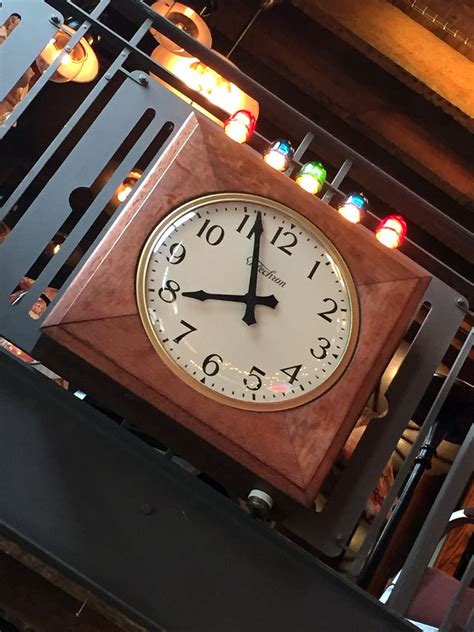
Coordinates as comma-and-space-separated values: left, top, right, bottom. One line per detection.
0, 0, 472, 617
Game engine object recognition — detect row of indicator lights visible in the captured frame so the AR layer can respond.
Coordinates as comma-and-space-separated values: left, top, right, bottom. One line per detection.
224, 110, 407, 250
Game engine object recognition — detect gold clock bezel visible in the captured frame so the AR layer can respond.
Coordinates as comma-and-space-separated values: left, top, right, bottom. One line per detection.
136, 192, 360, 411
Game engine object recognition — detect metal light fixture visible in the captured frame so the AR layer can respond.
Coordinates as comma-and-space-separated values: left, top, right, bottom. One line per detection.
375, 215, 407, 249
0, 15, 34, 124
295, 161, 327, 194
151, 48, 259, 120
36, 24, 99, 84
338, 193, 368, 224
149, 1, 213, 54
150, 0, 258, 121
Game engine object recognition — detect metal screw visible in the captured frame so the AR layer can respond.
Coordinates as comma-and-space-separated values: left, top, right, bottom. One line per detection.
138, 73, 149, 87
104, 73, 112, 80
456, 296, 469, 312
247, 489, 274, 519
64, 45, 72, 52
141, 503, 154, 515
50, 14, 61, 25
335, 534, 349, 552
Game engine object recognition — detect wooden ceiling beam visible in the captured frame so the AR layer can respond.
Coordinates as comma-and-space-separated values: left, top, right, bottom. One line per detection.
210, 1, 474, 212
291, 0, 474, 130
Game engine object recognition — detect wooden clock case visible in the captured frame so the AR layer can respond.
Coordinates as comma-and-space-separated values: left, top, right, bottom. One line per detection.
40, 113, 431, 509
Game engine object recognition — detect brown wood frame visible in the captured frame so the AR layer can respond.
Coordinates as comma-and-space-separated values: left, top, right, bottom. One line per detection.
41, 113, 431, 507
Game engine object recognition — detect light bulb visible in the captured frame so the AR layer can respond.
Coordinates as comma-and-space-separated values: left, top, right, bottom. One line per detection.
375, 215, 407, 249
263, 139, 294, 172
295, 162, 327, 194
115, 170, 142, 203
151, 47, 259, 122
224, 110, 256, 144
338, 193, 368, 224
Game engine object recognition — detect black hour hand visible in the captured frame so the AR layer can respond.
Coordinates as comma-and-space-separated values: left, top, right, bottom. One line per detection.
182, 289, 279, 321
182, 290, 248, 304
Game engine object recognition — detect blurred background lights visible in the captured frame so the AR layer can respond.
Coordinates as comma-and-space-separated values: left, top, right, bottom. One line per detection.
116, 170, 143, 203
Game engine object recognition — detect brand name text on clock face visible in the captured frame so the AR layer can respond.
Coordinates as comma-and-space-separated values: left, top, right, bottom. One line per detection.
246, 257, 287, 287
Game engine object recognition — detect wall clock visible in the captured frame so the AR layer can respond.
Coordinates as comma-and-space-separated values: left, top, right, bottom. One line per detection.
41, 113, 431, 508
136, 192, 359, 410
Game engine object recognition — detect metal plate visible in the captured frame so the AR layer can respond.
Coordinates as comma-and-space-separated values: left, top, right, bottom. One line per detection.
0, 351, 416, 632
0, 0, 58, 102
0, 70, 192, 351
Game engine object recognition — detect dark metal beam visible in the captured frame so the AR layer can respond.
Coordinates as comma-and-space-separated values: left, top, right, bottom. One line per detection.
0, 352, 415, 632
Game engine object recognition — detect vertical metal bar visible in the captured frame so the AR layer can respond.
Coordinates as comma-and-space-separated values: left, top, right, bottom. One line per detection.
464, 606, 474, 632
0, 0, 58, 101
348, 328, 474, 580
322, 159, 352, 203
0, 56, 126, 222
439, 556, 474, 631
0, 20, 90, 138
0, 0, 110, 138
293, 132, 314, 162
310, 280, 464, 556
130, 18, 155, 44
16, 107, 168, 317
387, 425, 474, 614
88, 0, 112, 16
0, 13, 152, 223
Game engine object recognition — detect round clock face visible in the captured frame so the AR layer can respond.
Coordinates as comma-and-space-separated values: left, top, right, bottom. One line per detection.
136, 193, 359, 410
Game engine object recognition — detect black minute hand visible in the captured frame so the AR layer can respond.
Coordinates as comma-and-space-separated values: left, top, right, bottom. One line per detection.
242, 212, 268, 326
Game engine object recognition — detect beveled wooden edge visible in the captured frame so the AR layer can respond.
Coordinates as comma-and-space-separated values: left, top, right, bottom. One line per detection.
302, 274, 431, 504
43, 113, 200, 328
39, 319, 310, 504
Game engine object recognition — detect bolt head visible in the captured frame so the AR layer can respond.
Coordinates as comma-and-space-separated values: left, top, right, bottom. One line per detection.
138, 73, 149, 86
456, 296, 468, 311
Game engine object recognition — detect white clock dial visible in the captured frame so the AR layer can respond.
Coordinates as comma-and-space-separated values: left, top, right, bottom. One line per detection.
137, 194, 359, 410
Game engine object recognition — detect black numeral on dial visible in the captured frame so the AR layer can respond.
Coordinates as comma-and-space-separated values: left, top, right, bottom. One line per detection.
159, 280, 180, 303
167, 243, 186, 264
236, 214, 256, 239
307, 260, 321, 280
203, 353, 223, 376
173, 320, 197, 344
317, 298, 338, 322
280, 364, 302, 385
244, 365, 266, 391
197, 219, 225, 245
311, 337, 331, 359
270, 226, 298, 255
